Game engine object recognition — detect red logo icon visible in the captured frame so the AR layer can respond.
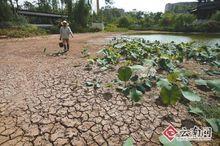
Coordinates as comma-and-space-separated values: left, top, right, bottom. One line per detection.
162, 124, 178, 141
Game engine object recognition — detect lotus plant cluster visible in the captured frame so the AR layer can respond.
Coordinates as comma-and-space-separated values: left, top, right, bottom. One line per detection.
86, 38, 220, 139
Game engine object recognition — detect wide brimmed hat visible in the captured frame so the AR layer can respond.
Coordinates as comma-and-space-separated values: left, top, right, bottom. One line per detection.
61, 20, 69, 26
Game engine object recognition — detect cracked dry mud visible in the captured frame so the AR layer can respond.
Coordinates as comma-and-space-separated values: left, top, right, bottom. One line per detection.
0, 33, 217, 146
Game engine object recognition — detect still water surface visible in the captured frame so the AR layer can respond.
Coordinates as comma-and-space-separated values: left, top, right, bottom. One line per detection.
128, 33, 220, 46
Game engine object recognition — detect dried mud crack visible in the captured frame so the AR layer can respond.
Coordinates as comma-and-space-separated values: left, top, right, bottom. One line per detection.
0, 33, 217, 146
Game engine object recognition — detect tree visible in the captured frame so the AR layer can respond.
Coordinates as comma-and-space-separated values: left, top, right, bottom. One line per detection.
211, 11, 220, 21
51, 0, 58, 12
0, 0, 13, 22
160, 12, 176, 26
8, 0, 16, 14
63, 0, 73, 20
37, 0, 52, 12
173, 13, 196, 30
71, 0, 91, 31
98, 7, 125, 23
23, 1, 36, 10
118, 16, 130, 28
105, 0, 113, 5
15, 0, 19, 9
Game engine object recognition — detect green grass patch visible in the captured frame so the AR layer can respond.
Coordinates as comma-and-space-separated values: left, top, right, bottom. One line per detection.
104, 24, 128, 32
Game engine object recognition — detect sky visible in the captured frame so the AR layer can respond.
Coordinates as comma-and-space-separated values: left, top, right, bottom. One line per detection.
19, 0, 197, 12
106, 0, 196, 12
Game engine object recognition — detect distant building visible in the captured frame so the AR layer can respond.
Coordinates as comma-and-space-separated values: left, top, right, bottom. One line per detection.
165, 2, 198, 13
165, 1, 220, 19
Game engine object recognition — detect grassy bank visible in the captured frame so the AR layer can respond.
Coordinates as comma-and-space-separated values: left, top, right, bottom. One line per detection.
0, 25, 47, 38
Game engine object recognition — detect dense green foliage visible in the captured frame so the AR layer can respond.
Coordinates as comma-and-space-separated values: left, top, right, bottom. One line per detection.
92, 6, 125, 23
160, 12, 196, 31
104, 24, 128, 32
0, 0, 47, 37
0, 0, 92, 33
118, 17, 130, 28
93, 6, 220, 32
1, 0, 220, 35
0, 0, 28, 27
0, 0, 13, 22
211, 10, 220, 22
71, 0, 91, 32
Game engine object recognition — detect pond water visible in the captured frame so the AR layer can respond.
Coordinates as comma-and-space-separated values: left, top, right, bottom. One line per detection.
127, 33, 220, 46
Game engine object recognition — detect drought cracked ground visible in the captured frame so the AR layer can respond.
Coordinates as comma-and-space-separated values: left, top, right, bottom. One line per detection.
0, 33, 216, 146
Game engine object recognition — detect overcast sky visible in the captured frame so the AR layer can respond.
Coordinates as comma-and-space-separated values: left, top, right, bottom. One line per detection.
19, 0, 196, 12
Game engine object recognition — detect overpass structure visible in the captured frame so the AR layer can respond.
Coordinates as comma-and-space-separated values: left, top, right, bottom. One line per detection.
192, 0, 220, 19
17, 9, 68, 27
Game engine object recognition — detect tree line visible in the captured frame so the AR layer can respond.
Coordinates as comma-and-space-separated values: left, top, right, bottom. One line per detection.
0, 0, 113, 32
0, 0, 91, 31
0, 0, 220, 32
93, 4, 220, 32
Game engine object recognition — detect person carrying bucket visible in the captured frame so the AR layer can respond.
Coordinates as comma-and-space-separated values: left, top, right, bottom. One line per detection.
59, 20, 73, 52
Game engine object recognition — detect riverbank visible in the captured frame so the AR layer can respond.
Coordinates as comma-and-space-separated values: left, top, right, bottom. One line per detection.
126, 30, 220, 35
2, 29, 220, 39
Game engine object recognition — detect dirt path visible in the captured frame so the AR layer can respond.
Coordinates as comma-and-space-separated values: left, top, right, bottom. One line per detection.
0, 32, 119, 61
0, 33, 217, 146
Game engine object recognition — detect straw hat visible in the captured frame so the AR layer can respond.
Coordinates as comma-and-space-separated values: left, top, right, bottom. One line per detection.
61, 20, 69, 26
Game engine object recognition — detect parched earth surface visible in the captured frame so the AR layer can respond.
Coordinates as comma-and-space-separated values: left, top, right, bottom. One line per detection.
0, 33, 219, 146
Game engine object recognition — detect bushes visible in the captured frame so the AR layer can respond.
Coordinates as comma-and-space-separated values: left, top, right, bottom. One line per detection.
160, 12, 176, 26
102, 10, 220, 33
0, 0, 28, 29
118, 17, 131, 28
88, 27, 102, 32
0, 0, 13, 22
157, 12, 220, 32
0, 25, 47, 38
0, 22, 14, 29
0, 16, 28, 29
192, 21, 220, 32
148, 12, 220, 32
70, 0, 91, 33
159, 12, 196, 32
211, 11, 220, 22
173, 13, 196, 31
47, 25, 60, 34
10, 15, 28, 26
104, 23, 128, 32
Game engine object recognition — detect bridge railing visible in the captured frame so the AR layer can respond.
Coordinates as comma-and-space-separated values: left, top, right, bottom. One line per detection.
17, 9, 68, 19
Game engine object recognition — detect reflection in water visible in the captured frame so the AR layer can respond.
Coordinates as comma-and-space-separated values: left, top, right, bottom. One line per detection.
128, 34, 220, 46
